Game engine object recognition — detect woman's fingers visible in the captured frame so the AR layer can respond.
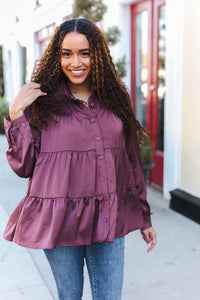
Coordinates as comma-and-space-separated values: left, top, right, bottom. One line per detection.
19, 83, 47, 106
32, 87, 47, 98
147, 234, 156, 253
24, 83, 45, 95
25, 82, 41, 89
9, 82, 47, 121
140, 227, 157, 253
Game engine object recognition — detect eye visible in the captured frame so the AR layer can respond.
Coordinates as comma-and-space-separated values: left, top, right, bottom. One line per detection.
81, 52, 90, 57
62, 52, 71, 57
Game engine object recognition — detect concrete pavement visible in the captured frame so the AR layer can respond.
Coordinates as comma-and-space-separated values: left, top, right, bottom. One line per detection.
0, 134, 200, 300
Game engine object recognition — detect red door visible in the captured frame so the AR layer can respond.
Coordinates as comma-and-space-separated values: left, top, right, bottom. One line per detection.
131, 0, 166, 188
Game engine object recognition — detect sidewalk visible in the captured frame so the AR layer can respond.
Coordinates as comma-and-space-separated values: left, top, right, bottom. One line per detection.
0, 134, 200, 300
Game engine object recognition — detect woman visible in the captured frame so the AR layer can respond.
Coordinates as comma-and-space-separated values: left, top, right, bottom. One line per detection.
4, 18, 156, 300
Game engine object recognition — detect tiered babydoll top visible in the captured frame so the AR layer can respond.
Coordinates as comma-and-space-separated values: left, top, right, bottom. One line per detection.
3, 82, 152, 249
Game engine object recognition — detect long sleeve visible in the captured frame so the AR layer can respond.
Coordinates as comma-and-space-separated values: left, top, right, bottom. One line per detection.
125, 130, 152, 229
4, 108, 41, 178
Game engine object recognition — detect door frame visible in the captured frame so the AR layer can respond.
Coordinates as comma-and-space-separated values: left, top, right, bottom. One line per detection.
150, 0, 165, 186
131, 0, 166, 187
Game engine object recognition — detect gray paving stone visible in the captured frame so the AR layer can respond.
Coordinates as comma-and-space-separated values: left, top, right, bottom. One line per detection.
0, 196, 53, 300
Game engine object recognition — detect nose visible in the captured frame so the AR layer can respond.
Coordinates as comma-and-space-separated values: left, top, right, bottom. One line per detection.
71, 54, 81, 67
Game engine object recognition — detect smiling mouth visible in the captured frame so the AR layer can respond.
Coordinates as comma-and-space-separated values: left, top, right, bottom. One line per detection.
69, 69, 86, 74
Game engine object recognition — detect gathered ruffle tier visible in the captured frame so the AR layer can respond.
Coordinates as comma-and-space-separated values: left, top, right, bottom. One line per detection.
30, 147, 135, 197
3, 188, 145, 249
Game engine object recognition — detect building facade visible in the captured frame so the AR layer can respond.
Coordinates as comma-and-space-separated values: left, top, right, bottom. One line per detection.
1, 0, 200, 209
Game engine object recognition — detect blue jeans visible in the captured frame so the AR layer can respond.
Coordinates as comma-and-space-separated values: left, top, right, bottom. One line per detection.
44, 237, 124, 300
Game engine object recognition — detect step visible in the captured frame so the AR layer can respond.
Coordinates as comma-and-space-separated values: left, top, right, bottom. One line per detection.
170, 189, 200, 224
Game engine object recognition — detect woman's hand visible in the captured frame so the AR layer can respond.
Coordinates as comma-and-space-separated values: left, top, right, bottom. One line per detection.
140, 226, 157, 253
9, 82, 47, 121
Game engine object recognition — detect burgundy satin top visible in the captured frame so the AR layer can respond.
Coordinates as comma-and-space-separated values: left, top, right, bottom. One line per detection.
3, 82, 152, 249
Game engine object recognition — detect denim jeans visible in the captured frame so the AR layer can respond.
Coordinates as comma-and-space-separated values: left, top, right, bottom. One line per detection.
44, 237, 124, 300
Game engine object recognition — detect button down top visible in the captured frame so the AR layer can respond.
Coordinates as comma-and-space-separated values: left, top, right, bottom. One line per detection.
3, 81, 152, 249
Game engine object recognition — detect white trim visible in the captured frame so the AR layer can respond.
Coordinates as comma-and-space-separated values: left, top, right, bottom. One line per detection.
164, 0, 184, 200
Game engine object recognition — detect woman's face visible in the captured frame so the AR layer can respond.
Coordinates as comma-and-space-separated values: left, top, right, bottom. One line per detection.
60, 31, 91, 88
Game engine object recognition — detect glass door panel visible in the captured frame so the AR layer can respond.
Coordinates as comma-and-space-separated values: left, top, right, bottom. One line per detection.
135, 11, 148, 129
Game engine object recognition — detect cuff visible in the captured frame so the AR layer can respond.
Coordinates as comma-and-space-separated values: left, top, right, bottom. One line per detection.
4, 114, 27, 129
4, 114, 29, 147
141, 221, 152, 230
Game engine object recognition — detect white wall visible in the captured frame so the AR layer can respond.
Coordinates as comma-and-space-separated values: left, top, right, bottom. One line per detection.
180, 0, 200, 197
163, 0, 184, 200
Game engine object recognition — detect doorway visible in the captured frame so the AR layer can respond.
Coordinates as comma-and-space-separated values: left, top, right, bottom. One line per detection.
131, 0, 166, 188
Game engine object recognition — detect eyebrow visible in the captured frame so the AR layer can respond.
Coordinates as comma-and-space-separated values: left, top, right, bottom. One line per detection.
61, 48, 90, 52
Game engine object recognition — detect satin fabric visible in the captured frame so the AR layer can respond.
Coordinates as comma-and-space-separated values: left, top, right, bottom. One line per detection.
3, 82, 152, 249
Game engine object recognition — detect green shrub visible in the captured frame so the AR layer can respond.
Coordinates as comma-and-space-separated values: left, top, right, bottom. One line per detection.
0, 98, 9, 134
139, 134, 153, 166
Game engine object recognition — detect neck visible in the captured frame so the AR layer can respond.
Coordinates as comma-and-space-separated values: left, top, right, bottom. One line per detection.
68, 81, 94, 102
68, 83, 91, 94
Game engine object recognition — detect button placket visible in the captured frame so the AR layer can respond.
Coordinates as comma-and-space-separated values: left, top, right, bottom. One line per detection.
94, 127, 108, 198
86, 97, 109, 198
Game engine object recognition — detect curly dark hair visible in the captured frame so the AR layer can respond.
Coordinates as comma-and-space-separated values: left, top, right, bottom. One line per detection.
30, 18, 145, 139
